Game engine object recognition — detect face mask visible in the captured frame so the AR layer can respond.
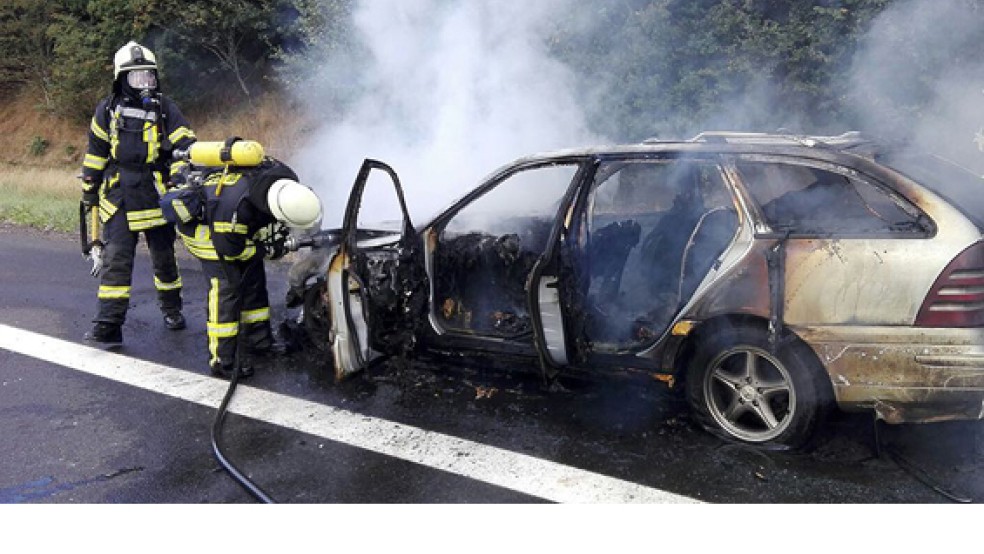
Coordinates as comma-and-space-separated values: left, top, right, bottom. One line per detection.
126, 70, 157, 90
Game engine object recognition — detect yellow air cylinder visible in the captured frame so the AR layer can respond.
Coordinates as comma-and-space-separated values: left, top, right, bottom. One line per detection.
188, 140, 265, 167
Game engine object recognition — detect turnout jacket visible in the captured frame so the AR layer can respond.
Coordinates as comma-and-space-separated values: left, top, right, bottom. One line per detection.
81, 94, 196, 231
171, 159, 298, 262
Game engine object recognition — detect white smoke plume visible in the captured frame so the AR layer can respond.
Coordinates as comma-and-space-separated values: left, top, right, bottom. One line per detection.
848, 0, 984, 173
293, 0, 602, 228
291, 0, 984, 229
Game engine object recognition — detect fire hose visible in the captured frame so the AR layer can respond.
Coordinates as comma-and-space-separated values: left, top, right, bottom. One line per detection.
210, 223, 325, 503
872, 417, 973, 503
169, 140, 324, 502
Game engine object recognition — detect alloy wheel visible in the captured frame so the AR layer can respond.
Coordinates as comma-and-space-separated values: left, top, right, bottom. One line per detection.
702, 345, 795, 443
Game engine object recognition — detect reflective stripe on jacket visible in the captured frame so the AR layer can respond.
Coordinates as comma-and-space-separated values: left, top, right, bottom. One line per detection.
81, 94, 196, 231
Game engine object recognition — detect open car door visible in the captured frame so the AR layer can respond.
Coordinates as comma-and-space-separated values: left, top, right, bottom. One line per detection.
328, 159, 418, 381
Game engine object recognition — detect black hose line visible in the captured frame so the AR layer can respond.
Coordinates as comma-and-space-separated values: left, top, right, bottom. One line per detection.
872, 416, 972, 503
211, 368, 275, 503
210, 200, 277, 503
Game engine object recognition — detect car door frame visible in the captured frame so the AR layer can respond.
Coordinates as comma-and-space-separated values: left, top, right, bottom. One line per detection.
329, 158, 417, 379
561, 153, 748, 372
416, 157, 594, 379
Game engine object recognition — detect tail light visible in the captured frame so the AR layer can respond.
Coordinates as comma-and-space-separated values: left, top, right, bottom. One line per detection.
915, 241, 984, 327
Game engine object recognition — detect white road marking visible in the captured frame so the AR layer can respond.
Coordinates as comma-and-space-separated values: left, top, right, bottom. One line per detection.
0, 323, 699, 503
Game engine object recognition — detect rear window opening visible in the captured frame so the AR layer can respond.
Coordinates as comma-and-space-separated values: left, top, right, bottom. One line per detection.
881, 152, 984, 230
736, 160, 930, 236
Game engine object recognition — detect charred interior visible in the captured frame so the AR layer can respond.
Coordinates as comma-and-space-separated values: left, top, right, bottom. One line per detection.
433, 224, 548, 337
352, 238, 427, 356
425, 157, 743, 355
576, 159, 739, 351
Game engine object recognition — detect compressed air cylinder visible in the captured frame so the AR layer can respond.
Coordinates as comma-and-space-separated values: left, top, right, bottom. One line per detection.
188, 140, 265, 167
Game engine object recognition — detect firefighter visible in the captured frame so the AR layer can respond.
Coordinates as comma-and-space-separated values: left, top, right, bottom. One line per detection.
81, 41, 197, 345
164, 153, 322, 378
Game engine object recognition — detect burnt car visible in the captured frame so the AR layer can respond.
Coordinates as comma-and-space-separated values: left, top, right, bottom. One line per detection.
288, 131, 984, 449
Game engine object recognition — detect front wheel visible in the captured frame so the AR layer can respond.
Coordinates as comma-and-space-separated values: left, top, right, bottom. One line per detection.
685, 325, 832, 450
301, 281, 332, 352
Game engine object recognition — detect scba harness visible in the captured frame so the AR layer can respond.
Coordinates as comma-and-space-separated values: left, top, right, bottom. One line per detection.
161, 152, 296, 261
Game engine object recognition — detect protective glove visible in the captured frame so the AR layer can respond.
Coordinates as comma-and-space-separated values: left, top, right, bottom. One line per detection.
82, 190, 98, 207
255, 222, 290, 260
167, 162, 191, 188
87, 244, 104, 278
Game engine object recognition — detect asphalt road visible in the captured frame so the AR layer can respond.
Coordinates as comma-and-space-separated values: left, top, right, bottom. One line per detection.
1, 224, 983, 505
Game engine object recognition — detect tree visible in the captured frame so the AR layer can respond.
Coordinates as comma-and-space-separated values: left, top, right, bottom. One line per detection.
46, 0, 155, 121
548, 0, 895, 141
0, 1, 61, 105
153, 0, 296, 106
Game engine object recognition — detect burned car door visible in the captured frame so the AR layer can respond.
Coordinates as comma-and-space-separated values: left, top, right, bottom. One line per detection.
425, 161, 585, 373
329, 159, 421, 380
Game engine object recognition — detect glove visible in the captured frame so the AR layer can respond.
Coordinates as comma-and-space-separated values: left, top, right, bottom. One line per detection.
167, 162, 191, 188
81, 176, 99, 206
256, 222, 290, 260
88, 244, 104, 278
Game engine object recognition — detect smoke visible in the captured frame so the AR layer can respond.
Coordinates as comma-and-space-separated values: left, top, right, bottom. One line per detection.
291, 0, 984, 229
293, 0, 602, 228
847, 0, 984, 173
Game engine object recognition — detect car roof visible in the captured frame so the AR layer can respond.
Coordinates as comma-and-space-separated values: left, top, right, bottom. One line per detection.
514, 131, 883, 164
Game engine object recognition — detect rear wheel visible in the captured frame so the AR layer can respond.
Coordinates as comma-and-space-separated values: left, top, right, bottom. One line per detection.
685, 325, 831, 449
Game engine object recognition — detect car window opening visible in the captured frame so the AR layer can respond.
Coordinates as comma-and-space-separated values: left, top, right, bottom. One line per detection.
582, 160, 738, 351
737, 161, 927, 236
433, 164, 579, 339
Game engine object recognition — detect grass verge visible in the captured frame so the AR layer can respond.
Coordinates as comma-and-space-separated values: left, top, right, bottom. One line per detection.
0, 165, 79, 233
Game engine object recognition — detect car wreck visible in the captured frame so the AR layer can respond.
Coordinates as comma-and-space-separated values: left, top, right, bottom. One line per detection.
287, 132, 984, 449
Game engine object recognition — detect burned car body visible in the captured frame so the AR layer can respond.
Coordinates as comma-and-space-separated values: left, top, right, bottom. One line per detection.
290, 133, 984, 448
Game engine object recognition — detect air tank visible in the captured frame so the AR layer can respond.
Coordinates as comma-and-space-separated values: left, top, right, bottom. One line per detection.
187, 140, 265, 167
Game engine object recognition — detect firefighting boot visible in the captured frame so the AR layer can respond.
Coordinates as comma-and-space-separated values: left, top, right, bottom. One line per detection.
210, 359, 254, 380
84, 322, 123, 348
248, 338, 287, 358
163, 311, 186, 331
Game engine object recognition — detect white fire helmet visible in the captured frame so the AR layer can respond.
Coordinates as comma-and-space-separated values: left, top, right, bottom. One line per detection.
267, 179, 322, 230
113, 41, 157, 80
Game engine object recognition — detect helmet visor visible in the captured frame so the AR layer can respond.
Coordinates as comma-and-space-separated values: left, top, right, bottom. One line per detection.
126, 70, 157, 90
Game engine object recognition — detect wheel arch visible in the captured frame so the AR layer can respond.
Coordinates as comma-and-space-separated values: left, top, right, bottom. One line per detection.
674, 314, 834, 400
676, 313, 837, 449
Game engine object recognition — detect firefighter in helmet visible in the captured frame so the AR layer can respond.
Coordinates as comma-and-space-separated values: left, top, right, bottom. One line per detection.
81, 41, 197, 346
163, 149, 322, 378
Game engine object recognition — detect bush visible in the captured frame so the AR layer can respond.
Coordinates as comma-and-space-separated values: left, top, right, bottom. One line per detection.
28, 135, 49, 157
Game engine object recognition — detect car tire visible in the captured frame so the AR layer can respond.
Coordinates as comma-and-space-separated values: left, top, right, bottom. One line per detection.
302, 282, 332, 352
685, 324, 831, 450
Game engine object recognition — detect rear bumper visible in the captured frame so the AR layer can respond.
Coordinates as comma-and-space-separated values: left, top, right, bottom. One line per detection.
796, 326, 984, 424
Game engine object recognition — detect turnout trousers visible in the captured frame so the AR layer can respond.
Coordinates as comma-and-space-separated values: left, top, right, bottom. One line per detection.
95, 210, 183, 326
200, 255, 275, 367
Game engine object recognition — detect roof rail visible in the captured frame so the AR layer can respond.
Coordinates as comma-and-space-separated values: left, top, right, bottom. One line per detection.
686, 130, 872, 150
692, 130, 861, 144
